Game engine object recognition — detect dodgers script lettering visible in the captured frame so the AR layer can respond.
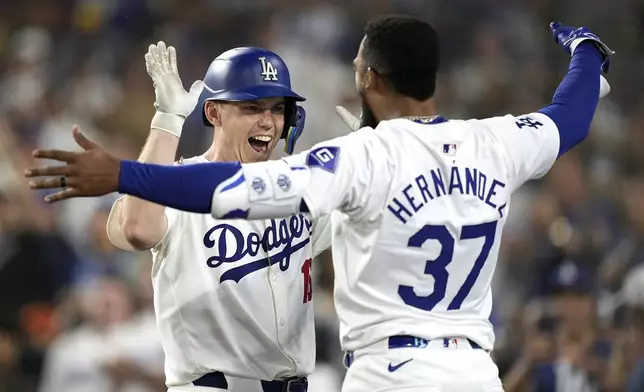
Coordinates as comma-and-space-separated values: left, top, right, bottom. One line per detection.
203, 214, 313, 283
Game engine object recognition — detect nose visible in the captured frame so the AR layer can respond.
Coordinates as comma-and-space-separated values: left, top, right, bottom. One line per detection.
257, 109, 275, 130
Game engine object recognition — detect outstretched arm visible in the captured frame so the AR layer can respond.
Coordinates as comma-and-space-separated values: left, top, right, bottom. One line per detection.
25, 129, 381, 221
118, 134, 376, 220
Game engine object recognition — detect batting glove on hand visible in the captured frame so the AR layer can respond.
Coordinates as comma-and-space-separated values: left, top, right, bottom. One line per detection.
550, 22, 614, 74
335, 106, 360, 132
146, 41, 204, 137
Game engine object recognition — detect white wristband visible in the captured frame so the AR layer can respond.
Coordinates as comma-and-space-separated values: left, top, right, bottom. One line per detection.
150, 111, 185, 138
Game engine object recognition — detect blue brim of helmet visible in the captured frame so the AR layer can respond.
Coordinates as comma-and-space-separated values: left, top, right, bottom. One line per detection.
203, 84, 306, 102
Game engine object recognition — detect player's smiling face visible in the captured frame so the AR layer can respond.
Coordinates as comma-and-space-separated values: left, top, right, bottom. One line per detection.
208, 97, 285, 163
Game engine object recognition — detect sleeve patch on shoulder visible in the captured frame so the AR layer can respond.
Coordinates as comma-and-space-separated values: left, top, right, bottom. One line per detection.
306, 146, 340, 173
515, 116, 543, 129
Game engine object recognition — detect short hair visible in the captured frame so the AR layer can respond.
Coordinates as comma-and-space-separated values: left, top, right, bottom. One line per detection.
363, 15, 440, 101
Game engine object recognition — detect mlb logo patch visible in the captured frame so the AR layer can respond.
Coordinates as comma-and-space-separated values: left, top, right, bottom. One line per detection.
443, 338, 459, 348
442, 144, 457, 156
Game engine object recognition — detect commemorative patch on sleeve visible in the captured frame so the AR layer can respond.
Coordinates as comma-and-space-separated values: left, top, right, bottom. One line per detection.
306, 146, 340, 173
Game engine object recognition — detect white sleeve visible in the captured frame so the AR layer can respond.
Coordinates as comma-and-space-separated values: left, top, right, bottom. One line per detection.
284, 130, 381, 218
307, 131, 385, 218
310, 214, 332, 257
279, 153, 333, 258
475, 112, 560, 191
212, 130, 387, 221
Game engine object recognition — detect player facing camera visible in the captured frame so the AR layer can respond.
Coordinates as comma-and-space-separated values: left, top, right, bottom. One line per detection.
354, 15, 440, 129
203, 97, 286, 161
200, 47, 306, 161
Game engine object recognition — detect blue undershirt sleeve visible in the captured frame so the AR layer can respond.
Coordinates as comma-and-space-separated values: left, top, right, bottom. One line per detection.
117, 160, 242, 214
537, 42, 603, 156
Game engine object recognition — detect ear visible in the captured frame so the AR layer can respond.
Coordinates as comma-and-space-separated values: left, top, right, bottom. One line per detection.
363, 67, 376, 90
204, 101, 222, 127
366, 67, 389, 95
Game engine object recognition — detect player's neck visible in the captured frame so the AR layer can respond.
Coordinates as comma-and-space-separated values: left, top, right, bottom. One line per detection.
203, 129, 239, 162
203, 145, 236, 162
382, 96, 438, 120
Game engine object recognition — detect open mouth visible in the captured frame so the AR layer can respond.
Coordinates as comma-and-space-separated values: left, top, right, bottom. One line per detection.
248, 135, 272, 153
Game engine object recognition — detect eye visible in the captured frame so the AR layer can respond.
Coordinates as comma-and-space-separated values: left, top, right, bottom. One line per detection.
242, 105, 261, 113
272, 105, 285, 114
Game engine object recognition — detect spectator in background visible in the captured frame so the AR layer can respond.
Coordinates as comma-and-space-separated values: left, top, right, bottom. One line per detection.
600, 179, 644, 293
504, 262, 607, 392
100, 260, 165, 392
38, 275, 162, 392
72, 201, 137, 286
606, 264, 644, 392
0, 121, 77, 391
502, 315, 557, 392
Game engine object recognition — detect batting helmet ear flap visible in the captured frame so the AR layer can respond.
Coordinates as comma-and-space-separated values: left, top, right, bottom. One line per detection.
281, 98, 297, 139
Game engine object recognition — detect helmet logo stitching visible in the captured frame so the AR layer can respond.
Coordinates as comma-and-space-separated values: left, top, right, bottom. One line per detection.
258, 57, 278, 81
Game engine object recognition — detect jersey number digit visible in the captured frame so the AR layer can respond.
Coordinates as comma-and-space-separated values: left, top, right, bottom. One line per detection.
398, 221, 497, 311
301, 258, 313, 303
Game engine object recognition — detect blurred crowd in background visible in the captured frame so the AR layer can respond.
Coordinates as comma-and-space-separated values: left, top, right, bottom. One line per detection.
0, 0, 644, 391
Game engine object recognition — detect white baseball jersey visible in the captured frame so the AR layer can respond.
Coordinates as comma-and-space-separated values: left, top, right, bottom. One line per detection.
266, 112, 559, 352
109, 156, 331, 387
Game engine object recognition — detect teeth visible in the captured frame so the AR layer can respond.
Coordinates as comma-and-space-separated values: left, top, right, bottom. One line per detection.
251, 135, 272, 142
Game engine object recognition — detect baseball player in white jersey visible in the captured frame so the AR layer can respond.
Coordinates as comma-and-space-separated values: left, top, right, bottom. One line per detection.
26, 16, 614, 392
90, 43, 329, 391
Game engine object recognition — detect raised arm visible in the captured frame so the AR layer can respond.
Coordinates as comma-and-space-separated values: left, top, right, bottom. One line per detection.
473, 22, 615, 191
538, 22, 614, 156
108, 42, 203, 250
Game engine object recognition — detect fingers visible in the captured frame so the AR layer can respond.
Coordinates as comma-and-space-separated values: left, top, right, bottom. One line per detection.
335, 106, 360, 131
158, 41, 172, 74
72, 126, 97, 151
157, 41, 167, 55
24, 164, 75, 178
169, 45, 179, 75
27, 175, 75, 190
43, 188, 82, 204
150, 43, 162, 67
145, 52, 155, 77
31, 149, 77, 162
189, 80, 204, 97
147, 41, 177, 78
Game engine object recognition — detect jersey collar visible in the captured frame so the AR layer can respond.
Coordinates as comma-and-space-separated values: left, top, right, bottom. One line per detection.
401, 115, 448, 125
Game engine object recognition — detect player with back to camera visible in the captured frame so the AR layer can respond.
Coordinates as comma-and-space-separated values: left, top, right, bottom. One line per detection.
96, 42, 330, 392
26, 16, 614, 392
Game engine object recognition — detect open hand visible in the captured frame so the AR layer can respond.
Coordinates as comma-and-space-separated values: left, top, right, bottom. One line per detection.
24, 126, 121, 202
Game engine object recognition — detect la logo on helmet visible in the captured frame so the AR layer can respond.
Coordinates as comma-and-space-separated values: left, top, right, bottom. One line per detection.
259, 57, 278, 81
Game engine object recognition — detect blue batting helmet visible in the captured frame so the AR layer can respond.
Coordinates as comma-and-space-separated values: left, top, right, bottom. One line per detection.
200, 47, 306, 147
